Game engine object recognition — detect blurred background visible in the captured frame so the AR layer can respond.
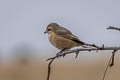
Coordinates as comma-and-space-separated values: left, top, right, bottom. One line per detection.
0, 0, 120, 80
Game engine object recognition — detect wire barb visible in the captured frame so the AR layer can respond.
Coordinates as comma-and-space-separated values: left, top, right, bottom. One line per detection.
75, 49, 79, 59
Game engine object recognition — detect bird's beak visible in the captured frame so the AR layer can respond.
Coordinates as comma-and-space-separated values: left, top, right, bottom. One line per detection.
44, 31, 47, 34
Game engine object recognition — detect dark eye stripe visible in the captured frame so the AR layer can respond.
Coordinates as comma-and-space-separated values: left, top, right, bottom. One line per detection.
48, 29, 52, 31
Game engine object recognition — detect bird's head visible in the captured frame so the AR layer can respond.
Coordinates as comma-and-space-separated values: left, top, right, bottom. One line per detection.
44, 23, 60, 34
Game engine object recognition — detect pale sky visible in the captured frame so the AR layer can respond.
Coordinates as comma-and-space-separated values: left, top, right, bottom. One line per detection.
0, 0, 120, 60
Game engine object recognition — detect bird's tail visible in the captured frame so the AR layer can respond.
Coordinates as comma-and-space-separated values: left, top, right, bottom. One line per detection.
83, 43, 98, 48
77, 40, 98, 48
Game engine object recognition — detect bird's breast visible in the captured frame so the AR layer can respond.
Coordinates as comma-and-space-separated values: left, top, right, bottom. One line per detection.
48, 32, 80, 50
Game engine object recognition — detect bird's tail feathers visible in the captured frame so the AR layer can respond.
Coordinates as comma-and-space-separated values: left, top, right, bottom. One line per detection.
83, 43, 98, 48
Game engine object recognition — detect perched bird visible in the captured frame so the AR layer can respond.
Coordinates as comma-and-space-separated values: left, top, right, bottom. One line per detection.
44, 23, 97, 56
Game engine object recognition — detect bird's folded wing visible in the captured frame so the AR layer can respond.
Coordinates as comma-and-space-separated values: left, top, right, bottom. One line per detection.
56, 29, 84, 44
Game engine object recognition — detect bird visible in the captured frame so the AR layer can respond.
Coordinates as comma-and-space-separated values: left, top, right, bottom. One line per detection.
44, 23, 97, 56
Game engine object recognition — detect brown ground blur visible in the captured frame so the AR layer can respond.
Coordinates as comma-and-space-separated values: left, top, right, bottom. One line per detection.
0, 52, 120, 80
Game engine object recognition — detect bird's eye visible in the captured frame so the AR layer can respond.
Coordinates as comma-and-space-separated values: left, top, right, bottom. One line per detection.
48, 28, 52, 31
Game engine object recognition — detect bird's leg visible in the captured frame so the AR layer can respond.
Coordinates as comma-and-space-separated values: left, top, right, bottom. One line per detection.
56, 48, 66, 57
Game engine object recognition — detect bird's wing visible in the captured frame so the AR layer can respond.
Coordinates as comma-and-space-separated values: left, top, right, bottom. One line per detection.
57, 26, 72, 34
56, 27, 84, 44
